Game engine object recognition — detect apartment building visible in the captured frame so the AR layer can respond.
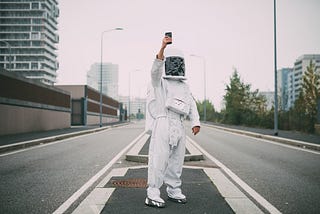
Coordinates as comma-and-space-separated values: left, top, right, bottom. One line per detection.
287, 54, 320, 109
0, 0, 59, 85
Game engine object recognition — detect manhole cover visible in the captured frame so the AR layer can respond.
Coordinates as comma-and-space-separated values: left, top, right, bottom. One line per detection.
111, 178, 147, 188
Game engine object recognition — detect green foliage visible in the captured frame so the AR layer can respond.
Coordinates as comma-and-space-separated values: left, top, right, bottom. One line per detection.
196, 99, 219, 121
286, 60, 320, 132
221, 69, 268, 126
210, 62, 320, 134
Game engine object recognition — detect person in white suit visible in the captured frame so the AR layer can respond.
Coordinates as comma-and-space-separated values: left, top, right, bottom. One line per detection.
145, 35, 201, 208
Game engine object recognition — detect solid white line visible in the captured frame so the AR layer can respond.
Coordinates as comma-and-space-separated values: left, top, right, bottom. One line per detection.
187, 136, 282, 214
53, 131, 146, 214
127, 133, 150, 155
205, 125, 320, 155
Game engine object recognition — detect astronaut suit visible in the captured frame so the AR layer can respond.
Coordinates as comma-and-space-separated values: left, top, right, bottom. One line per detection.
145, 46, 200, 208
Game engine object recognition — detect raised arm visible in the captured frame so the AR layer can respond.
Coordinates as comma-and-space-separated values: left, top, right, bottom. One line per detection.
156, 36, 171, 60
151, 36, 172, 87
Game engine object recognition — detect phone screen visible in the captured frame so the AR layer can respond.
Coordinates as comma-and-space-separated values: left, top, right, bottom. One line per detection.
165, 32, 172, 44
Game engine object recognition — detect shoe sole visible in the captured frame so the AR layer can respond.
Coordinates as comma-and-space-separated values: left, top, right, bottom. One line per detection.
145, 197, 165, 208
168, 196, 187, 204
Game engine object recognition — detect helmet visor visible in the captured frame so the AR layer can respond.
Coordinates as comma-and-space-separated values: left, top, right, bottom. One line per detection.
165, 56, 185, 77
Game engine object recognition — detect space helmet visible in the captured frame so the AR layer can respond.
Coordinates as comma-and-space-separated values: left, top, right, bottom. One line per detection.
164, 48, 186, 80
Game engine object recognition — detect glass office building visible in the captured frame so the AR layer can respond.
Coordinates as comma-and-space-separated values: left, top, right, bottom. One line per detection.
277, 68, 292, 111
87, 63, 119, 100
0, 0, 59, 85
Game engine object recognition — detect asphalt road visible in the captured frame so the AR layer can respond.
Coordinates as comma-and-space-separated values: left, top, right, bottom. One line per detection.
0, 122, 145, 214
188, 124, 320, 214
1, 121, 319, 214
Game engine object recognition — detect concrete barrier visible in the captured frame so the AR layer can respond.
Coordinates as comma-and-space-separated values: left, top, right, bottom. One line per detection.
0, 70, 71, 135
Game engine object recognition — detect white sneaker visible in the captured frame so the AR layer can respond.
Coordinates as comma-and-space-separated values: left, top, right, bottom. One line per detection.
167, 187, 187, 203
168, 196, 187, 204
145, 197, 165, 208
146, 187, 165, 207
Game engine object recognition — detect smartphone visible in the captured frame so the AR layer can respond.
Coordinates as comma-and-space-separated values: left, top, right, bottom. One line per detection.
165, 32, 172, 44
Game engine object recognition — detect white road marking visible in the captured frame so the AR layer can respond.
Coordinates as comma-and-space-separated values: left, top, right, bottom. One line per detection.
126, 133, 150, 156
187, 136, 282, 214
52, 131, 146, 214
204, 168, 263, 214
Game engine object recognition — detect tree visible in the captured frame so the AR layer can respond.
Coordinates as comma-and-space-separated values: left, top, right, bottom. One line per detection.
196, 99, 216, 121
292, 60, 320, 132
223, 69, 245, 124
223, 69, 253, 125
222, 68, 269, 126
291, 92, 308, 131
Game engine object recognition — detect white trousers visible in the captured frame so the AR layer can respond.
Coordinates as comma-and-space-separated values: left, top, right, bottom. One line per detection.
147, 116, 186, 199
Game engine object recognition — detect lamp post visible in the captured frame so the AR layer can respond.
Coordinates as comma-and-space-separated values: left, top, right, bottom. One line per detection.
190, 54, 207, 122
273, 0, 279, 136
99, 27, 123, 127
0, 40, 12, 71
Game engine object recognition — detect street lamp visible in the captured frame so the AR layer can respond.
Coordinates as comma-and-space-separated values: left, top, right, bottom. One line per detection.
0, 40, 12, 71
273, 0, 279, 136
190, 54, 207, 122
99, 27, 123, 127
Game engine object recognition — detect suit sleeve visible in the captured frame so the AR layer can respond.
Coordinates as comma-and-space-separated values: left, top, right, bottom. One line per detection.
189, 93, 201, 128
151, 59, 164, 87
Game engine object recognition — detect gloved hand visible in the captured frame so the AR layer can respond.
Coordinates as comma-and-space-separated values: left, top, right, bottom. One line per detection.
192, 126, 200, 135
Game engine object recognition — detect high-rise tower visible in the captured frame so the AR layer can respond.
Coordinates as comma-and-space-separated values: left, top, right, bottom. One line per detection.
0, 0, 59, 85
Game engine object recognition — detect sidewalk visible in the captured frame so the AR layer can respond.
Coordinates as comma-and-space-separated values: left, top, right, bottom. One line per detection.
0, 122, 128, 154
201, 122, 320, 152
205, 122, 320, 145
0, 125, 99, 146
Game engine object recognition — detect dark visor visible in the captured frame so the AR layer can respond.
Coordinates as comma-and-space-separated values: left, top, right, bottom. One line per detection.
165, 56, 185, 76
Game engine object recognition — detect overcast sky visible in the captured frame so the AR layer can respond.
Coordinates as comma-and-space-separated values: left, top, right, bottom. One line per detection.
57, 0, 320, 111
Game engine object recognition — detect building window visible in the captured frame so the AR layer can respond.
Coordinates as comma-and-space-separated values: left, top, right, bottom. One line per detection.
32, 19, 42, 24
31, 62, 38, 70
16, 63, 29, 69
32, 41, 42, 46
31, 32, 40, 39
32, 26, 43, 32
32, 3, 40, 10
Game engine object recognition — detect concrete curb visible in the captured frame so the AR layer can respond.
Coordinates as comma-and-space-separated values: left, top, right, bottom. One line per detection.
204, 124, 320, 152
0, 123, 129, 154
125, 133, 204, 163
